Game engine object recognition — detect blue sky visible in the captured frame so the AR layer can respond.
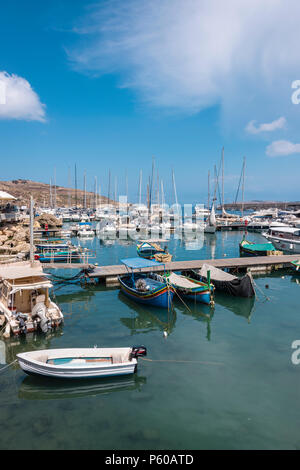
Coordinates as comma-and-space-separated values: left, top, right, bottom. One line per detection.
1, 0, 300, 205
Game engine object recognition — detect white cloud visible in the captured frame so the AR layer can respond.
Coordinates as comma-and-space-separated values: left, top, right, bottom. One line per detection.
266, 140, 300, 157
0, 71, 46, 122
246, 117, 286, 134
68, 0, 300, 127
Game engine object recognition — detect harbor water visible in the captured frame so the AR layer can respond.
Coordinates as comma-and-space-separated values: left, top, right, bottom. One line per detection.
1, 229, 300, 450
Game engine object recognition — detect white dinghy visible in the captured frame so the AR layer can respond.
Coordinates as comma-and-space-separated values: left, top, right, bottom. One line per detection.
17, 346, 147, 379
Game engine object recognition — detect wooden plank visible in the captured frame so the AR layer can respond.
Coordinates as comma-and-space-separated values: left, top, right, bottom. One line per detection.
87, 254, 300, 279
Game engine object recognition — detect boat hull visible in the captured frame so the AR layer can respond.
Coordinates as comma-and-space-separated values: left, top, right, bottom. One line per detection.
118, 275, 173, 308
17, 348, 139, 379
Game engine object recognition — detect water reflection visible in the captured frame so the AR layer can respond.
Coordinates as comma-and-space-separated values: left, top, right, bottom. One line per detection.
18, 374, 146, 401
118, 292, 176, 335
215, 293, 255, 322
175, 302, 214, 341
3, 329, 64, 365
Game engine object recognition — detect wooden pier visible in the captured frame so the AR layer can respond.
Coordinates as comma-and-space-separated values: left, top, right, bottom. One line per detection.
86, 254, 300, 286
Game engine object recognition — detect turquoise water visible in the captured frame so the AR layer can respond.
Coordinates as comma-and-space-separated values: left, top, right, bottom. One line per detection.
1, 229, 300, 450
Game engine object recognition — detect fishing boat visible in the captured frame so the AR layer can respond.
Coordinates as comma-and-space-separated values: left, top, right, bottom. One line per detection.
118, 258, 174, 308
0, 261, 63, 337
157, 271, 214, 305
291, 259, 300, 273
137, 240, 171, 261
34, 248, 82, 263
34, 239, 71, 252
183, 263, 255, 297
239, 236, 281, 257
17, 346, 147, 379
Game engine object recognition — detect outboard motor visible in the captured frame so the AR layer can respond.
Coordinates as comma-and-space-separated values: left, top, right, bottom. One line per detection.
32, 302, 51, 333
130, 346, 147, 359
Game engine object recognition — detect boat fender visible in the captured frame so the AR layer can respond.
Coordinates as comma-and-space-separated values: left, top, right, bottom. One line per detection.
130, 346, 147, 359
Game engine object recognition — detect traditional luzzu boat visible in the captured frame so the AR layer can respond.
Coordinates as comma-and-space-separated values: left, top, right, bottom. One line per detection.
183, 264, 255, 298
291, 259, 300, 273
17, 346, 147, 379
136, 240, 172, 262
154, 271, 214, 305
118, 258, 174, 308
239, 236, 281, 257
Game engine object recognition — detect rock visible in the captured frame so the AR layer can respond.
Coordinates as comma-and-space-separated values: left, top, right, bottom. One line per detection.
0, 235, 8, 243
36, 213, 63, 228
14, 242, 30, 253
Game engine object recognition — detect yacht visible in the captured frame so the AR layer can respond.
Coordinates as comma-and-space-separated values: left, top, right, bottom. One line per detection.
263, 226, 300, 253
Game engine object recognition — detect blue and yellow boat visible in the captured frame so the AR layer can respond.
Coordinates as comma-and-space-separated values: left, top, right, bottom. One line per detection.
118, 258, 174, 308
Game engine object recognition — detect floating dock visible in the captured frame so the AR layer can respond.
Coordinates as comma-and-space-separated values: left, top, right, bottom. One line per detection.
85, 254, 300, 286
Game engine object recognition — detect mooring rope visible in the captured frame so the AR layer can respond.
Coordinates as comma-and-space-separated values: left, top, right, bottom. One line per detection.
0, 359, 17, 375
140, 357, 224, 366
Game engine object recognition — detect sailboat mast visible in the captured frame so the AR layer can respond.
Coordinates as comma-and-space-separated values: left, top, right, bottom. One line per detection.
54, 167, 57, 211
138, 170, 142, 205
94, 176, 97, 209
222, 147, 224, 214
84, 170, 87, 209
49, 178, 52, 208
68, 167, 71, 208
114, 176, 117, 203
161, 179, 165, 207
75, 164, 78, 209
172, 169, 178, 206
242, 156, 246, 217
208, 170, 210, 210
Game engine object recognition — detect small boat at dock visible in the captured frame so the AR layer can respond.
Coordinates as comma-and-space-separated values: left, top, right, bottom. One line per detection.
239, 236, 281, 257
291, 259, 300, 273
137, 240, 172, 261
0, 261, 63, 337
183, 264, 255, 297
17, 346, 147, 379
118, 258, 174, 308
154, 271, 214, 305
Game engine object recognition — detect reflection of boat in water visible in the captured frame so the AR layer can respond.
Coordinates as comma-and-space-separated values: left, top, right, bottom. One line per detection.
118, 291, 176, 335
214, 293, 255, 322
18, 374, 146, 400
175, 301, 213, 341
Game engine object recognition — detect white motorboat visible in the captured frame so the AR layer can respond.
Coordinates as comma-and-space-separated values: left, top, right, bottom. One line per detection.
17, 346, 147, 379
0, 261, 63, 337
263, 226, 300, 253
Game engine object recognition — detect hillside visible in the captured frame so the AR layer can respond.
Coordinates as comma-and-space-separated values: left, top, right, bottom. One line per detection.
0, 179, 115, 207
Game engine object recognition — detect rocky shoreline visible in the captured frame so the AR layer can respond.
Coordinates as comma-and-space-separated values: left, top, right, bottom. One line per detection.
0, 213, 63, 259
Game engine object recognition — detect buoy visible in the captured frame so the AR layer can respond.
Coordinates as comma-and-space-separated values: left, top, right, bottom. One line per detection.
265, 284, 269, 289
281, 276, 285, 279
163, 331, 168, 338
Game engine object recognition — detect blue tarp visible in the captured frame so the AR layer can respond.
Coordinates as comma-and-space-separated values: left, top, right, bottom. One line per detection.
120, 257, 163, 269
79, 222, 92, 225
